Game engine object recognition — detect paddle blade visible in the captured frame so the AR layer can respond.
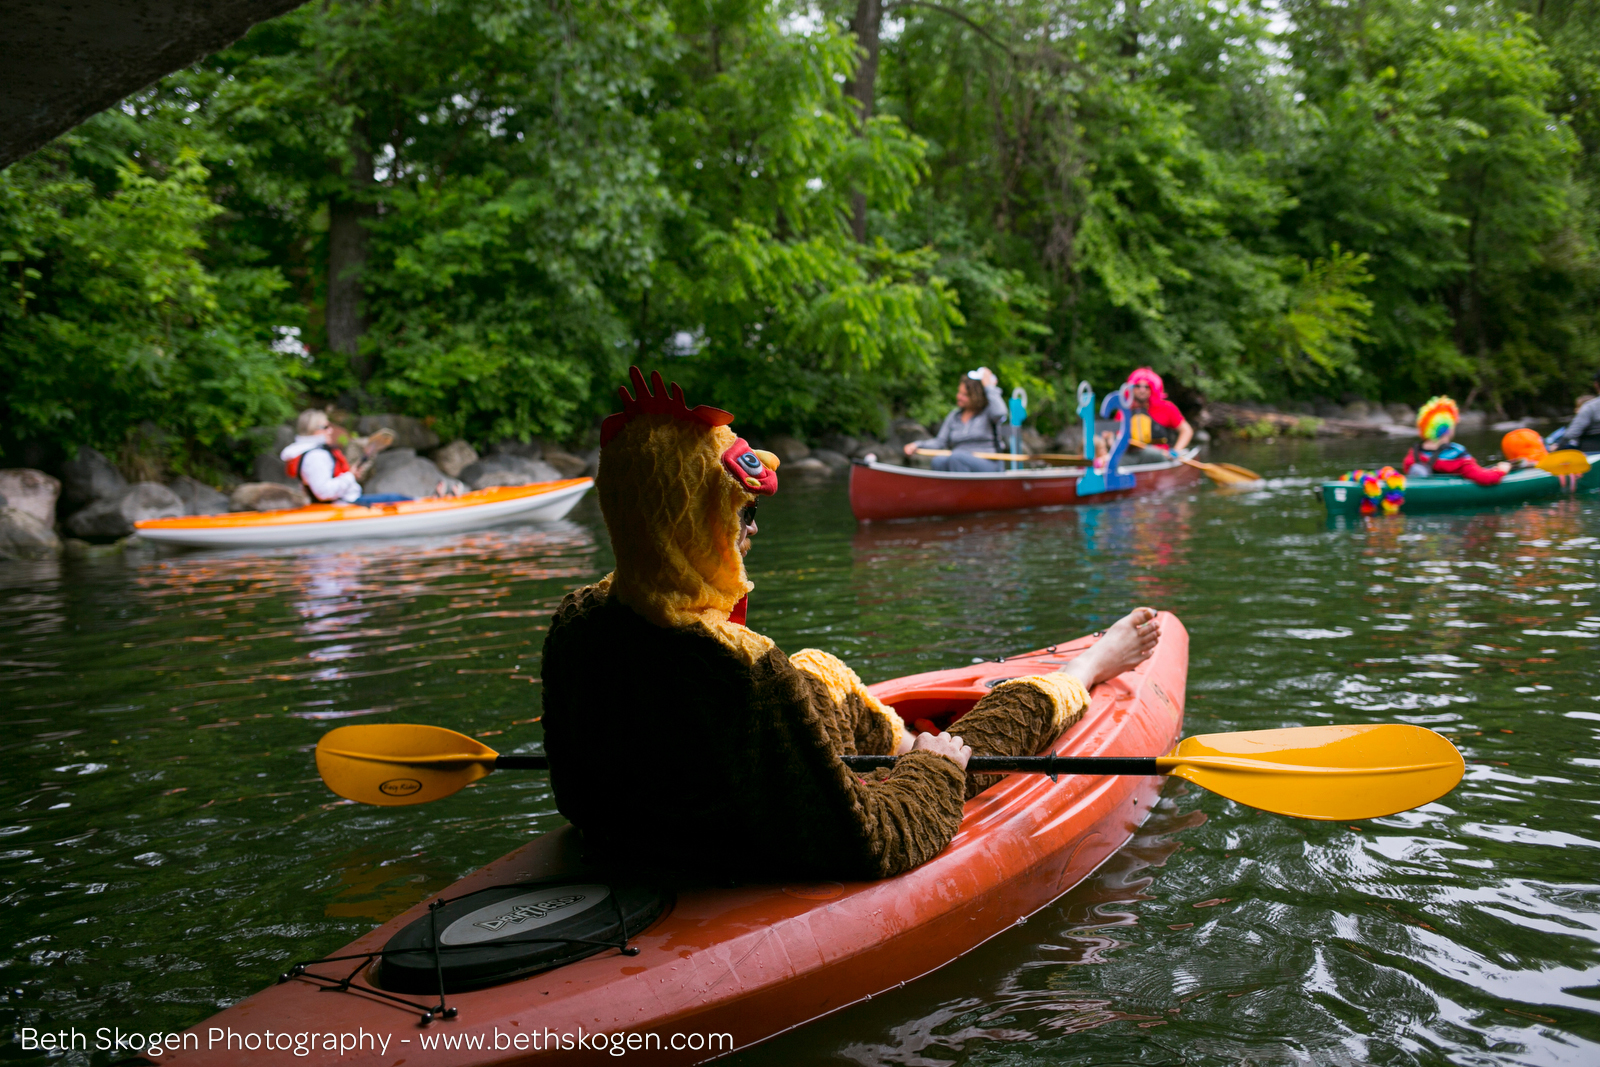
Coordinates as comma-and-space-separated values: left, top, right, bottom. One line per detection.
1158, 724, 1463, 820
316, 723, 500, 806
1196, 461, 1259, 486
1537, 449, 1591, 476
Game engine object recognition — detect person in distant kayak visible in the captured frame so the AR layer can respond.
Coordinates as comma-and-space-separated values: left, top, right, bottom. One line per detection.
1550, 370, 1600, 453
540, 367, 1161, 882
1401, 396, 1509, 485
280, 409, 411, 506
1095, 367, 1194, 462
903, 368, 1008, 472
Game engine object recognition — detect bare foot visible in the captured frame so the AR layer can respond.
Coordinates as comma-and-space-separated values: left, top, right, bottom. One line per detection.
1059, 608, 1160, 691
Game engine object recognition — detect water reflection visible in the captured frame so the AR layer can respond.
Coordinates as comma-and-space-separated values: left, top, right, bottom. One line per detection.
0, 520, 594, 1046
5, 466, 1600, 1065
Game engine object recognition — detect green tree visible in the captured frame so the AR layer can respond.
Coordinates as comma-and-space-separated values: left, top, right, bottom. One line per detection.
0, 111, 297, 468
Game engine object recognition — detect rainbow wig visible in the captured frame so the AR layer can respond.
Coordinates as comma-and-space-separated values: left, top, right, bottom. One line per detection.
1417, 396, 1459, 442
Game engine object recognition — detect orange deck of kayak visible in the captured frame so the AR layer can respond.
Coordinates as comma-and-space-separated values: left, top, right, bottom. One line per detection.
164, 616, 1187, 1065
136, 481, 593, 530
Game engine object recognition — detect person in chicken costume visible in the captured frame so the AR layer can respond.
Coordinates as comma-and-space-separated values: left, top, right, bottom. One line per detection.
541, 368, 1160, 880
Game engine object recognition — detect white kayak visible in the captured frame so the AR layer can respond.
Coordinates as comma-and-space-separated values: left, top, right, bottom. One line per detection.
133, 480, 593, 548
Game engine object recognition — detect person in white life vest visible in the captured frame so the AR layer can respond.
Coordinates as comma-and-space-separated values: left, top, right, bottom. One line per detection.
279, 409, 411, 506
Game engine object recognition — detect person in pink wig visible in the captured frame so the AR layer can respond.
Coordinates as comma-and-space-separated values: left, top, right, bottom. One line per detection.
1094, 368, 1194, 460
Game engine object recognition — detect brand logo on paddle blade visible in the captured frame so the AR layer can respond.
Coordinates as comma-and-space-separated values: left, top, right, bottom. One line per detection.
379, 778, 423, 796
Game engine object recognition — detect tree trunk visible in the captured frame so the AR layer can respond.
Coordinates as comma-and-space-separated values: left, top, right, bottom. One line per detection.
846, 0, 882, 243
1120, 0, 1142, 59
327, 119, 376, 383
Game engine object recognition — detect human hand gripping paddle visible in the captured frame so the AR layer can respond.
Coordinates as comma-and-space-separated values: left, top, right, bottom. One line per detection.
315, 720, 1464, 821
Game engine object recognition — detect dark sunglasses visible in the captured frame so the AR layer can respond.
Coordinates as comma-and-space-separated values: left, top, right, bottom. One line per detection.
740, 502, 758, 527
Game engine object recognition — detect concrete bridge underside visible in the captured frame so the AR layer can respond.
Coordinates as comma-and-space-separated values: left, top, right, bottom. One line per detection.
2, 0, 307, 169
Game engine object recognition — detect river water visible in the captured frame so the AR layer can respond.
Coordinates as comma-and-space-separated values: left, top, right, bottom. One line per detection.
3, 435, 1598, 1065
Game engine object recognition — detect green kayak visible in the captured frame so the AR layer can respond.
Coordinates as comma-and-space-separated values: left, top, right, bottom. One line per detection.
1321, 454, 1600, 516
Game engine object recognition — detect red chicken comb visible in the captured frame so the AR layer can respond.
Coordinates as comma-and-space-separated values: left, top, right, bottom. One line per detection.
599, 366, 734, 446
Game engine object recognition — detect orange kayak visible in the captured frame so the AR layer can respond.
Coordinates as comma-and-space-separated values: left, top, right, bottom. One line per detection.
134, 480, 593, 548
163, 615, 1187, 1064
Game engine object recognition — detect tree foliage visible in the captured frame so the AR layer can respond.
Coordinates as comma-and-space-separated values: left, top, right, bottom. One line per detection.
2, 0, 1596, 467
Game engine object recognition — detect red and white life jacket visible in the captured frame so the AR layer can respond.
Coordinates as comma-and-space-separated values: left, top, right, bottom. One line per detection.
284, 444, 351, 485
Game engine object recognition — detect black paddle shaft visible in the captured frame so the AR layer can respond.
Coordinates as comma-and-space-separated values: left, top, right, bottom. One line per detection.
494, 754, 1161, 775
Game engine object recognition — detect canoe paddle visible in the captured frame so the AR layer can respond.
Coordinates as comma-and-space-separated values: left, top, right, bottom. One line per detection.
315, 721, 1463, 821
1179, 456, 1263, 486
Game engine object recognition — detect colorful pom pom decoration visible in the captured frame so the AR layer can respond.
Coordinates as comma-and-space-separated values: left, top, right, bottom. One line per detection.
1347, 466, 1405, 515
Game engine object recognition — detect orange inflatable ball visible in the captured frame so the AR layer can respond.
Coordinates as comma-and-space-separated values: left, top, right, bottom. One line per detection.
1501, 427, 1548, 463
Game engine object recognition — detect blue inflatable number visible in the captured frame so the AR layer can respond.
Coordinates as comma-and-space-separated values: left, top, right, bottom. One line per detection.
1075, 383, 1136, 496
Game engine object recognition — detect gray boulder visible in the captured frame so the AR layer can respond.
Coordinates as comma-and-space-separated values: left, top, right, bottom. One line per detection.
61, 446, 127, 510
65, 499, 130, 538
817, 433, 858, 456
851, 439, 886, 458
166, 475, 230, 516
460, 454, 562, 490
890, 418, 930, 440
1054, 425, 1085, 454
542, 450, 589, 478
0, 469, 60, 526
1457, 410, 1489, 433
767, 434, 811, 464
809, 448, 852, 473
66, 482, 184, 539
784, 457, 834, 481
364, 452, 447, 498
432, 439, 479, 478
0, 508, 61, 560
231, 482, 309, 512
252, 449, 302, 487
488, 439, 543, 459
367, 447, 417, 482
357, 414, 439, 452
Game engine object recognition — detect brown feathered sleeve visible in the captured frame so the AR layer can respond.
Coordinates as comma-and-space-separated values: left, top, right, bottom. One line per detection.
746, 647, 966, 880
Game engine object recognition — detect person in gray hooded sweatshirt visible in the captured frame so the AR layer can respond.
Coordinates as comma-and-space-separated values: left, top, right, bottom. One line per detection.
904, 368, 1008, 472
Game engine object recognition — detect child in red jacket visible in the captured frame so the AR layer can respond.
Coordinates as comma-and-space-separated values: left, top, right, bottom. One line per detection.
1402, 396, 1510, 485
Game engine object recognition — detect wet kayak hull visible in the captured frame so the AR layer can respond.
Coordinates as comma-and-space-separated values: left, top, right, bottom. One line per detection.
849, 454, 1204, 521
1320, 457, 1600, 516
133, 480, 593, 548
163, 616, 1188, 1065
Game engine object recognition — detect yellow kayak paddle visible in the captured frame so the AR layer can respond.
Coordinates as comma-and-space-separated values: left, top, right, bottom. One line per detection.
316, 721, 1463, 821
1537, 449, 1592, 476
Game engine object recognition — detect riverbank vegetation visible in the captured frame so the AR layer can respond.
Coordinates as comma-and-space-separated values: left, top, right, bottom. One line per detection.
3, 0, 1596, 472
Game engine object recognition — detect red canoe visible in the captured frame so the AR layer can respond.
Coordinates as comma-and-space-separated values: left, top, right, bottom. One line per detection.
161, 616, 1187, 1066
849, 452, 1204, 521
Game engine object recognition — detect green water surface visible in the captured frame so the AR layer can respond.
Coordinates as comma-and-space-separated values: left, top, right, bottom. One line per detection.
3, 436, 1599, 1065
